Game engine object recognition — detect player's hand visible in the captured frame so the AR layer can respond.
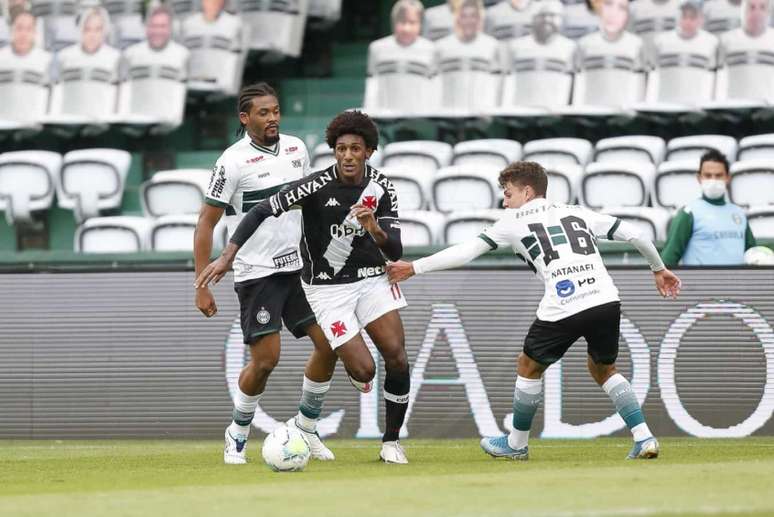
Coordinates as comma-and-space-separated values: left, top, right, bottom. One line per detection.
387, 260, 415, 284
195, 286, 218, 318
654, 268, 681, 299
194, 255, 232, 288
350, 203, 379, 234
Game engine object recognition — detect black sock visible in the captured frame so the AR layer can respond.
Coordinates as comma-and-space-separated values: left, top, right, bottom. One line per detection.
383, 368, 410, 442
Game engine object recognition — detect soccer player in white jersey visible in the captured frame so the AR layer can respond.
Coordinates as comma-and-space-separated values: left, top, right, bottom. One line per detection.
364, 0, 436, 115
436, 0, 503, 112
718, 0, 774, 102
651, 0, 718, 104
424, 0, 459, 41
388, 162, 682, 461
194, 83, 339, 465
485, 0, 536, 40
0, 9, 52, 123
53, 6, 120, 119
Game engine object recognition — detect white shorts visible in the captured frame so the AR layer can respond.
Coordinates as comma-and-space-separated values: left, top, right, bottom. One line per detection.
302, 275, 407, 349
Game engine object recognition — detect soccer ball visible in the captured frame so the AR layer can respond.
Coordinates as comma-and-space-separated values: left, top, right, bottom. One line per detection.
261, 425, 311, 472
744, 246, 774, 266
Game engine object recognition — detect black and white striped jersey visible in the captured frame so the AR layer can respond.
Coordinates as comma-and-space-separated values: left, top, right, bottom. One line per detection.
231, 164, 402, 285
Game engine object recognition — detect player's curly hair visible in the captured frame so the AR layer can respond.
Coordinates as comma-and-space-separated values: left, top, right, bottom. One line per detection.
325, 111, 379, 150
499, 161, 548, 196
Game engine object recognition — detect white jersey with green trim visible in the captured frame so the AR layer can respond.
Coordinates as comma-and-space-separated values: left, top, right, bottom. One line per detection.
205, 133, 310, 283
479, 198, 622, 321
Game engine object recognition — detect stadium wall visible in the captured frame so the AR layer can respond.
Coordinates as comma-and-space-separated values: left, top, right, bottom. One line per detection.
1, 268, 772, 439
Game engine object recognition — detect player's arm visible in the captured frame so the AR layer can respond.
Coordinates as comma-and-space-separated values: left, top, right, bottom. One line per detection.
193, 203, 224, 317
660, 208, 693, 267
387, 238, 492, 284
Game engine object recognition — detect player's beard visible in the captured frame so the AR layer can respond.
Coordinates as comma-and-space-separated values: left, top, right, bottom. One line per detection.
263, 129, 280, 145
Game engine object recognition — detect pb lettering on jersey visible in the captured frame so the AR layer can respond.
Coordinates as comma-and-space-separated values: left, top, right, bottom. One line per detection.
480, 199, 623, 322
205, 134, 311, 283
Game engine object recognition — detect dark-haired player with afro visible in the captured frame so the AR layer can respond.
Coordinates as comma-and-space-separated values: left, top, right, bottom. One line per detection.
197, 110, 413, 464
194, 82, 341, 465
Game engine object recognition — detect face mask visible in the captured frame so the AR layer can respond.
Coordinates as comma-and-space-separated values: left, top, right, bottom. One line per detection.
701, 179, 727, 200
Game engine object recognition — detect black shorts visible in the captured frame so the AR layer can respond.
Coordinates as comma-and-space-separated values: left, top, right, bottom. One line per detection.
523, 301, 621, 366
234, 272, 316, 345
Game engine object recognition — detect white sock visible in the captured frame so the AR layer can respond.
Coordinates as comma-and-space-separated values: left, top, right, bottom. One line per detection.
602, 374, 653, 442
296, 376, 332, 433
632, 423, 653, 442
228, 387, 262, 437
508, 376, 542, 450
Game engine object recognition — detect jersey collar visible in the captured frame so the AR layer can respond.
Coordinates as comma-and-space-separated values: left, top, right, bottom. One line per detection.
701, 194, 726, 206
248, 137, 280, 156
518, 197, 548, 210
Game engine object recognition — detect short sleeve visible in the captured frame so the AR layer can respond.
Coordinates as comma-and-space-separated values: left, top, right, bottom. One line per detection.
478, 216, 513, 250
204, 155, 239, 209
579, 208, 621, 240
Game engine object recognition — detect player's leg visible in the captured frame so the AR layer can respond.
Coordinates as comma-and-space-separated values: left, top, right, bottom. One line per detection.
481, 318, 577, 460
583, 302, 658, 460
357, 277, 410, 464
281, 276, 338, 460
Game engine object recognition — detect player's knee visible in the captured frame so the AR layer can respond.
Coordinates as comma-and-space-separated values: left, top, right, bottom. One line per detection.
383, 351, 408, 374
251, 355, 279, 376
348, 361, 375, 383
588, 362, 616, 385
517, 353, 544, 378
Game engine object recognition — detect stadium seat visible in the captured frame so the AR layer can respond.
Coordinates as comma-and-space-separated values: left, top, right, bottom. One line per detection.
444, 209, 503, 245
704, 0, 742, 35
601, 206, 672, 242
182, 10, 245, 96
747, 206, 774, 239
629, 0, 679, 51
149, 214, 200, 252
738, 134, 774, 161
452, 139, 522, 169
730, 160, 774, 207
560, 0, 598, 40
713, 26, 774, 106
665, 135, 738, 163
308, 0, 342, 24
381, 167, 433, 212
74, 215, 151, 253
311, 143, 335, 170
103, 0, 145, 49
0, 17, 9, 48
238, 0, 308, 58
432, 166, 501, 214
423, 2, 455, 41
30, 0, 79, 51
381, 141, 453, 174
0, 150, 61, 225
398, 210, 446, 246
545, 164, 583, 204
580, 161, 656, 209
140, 169, 210, 217
57, 149, 131, 223
653, 160, 702, 210
523, 138, 593, 168
594, 136, 666, 165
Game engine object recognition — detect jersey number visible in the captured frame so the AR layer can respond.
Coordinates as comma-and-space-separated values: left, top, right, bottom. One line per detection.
523, 216, 596, 266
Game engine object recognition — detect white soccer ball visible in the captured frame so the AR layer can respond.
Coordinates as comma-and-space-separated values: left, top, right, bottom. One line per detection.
744, 246, 774, 266
261, 425, 311, 472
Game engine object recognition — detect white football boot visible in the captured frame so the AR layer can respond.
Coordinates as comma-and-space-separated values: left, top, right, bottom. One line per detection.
286, 417, 335, 461
379, 441, 408, 464
223, 427, 248, 465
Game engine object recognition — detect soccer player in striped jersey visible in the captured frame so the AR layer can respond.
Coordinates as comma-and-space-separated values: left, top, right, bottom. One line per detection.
197, 111, 413, 464
388, 162, 682, 461
194, 83, 340, 465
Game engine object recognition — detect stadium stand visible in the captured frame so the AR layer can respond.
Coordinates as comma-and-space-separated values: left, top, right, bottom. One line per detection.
666, 134, 738, 161
383, 167, 434, 210
729, 159, 774, 207
443, 208, 502, 244
452, 138, 522, 168
238, 0, 308, 58
704, 0, 743, 34
629, 0, 680, 53
398, 209, 447, 245
431, 164, 501, 212
738, 134, 774, 160
545, 163, 584, 204
522, 138, 593, 167
140, 168, 211, 217
580, 160, 656, 208
484, 0, 536, 40
747, 205, 774, 238
103, 0, 145, 49
653, 160, 703, 210
0, 150, 61, 225
594, 135, 666, 165
601, 205, 672, 241
423, 0, 457, 40
30, 0, 79, 51
561, 0, 599, 39
381, 140, 454, 173
74, 215, 150, 252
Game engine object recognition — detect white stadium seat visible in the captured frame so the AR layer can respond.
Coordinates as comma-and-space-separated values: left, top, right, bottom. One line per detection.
140, 169, 210, 217
747, 206, 774, 239
31, 0, 79, 51
444, 209, 503, 245
665, 135, 738, 163
103, 0, 145, 49
561, 0, 599, 40
432, 166, 501, 214
738, 134, 774, 161
730, 160, 774, 207
523, 138, 593, 168
381, 141, 453, 174
312, 142, 335, 170
545, 164, 583, 205
382, 167, 433, 212
74, 215, 150, 253
594, 136, 666, 165
398, 210, 446, 246
238, 0, 308, 58
57, 149, 131, 223
581, 161, 655, 209
149, 214, 200, 252
601, 206, 672, 242
653, 160, 702, 210
452, 139, 522, 169
0, 150, 61, 225
182, 11, 245, 96
308, 0, 342, 23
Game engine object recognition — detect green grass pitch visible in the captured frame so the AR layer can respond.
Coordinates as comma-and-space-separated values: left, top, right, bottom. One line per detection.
2, 438, 774, 517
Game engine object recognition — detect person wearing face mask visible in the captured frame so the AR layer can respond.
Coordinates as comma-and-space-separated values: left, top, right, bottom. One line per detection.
649, 0, 718, 105
716, 0, 774, 102
502, 0, 577, 108
661, 150, 756, 267
436, 0, 502, 112
484, 0, 536, 40
424, 0, 460, 41
51, 6, 120, 120
364, 0, 435, 115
